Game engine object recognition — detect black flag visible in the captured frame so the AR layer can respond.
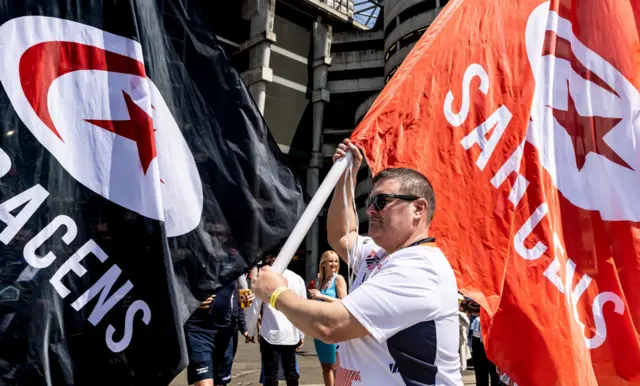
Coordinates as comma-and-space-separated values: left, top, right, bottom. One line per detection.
0, 1, 306, 385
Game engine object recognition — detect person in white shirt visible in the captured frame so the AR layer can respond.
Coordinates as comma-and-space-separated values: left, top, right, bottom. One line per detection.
252, 139, 463, 386
258, 253, 307, 386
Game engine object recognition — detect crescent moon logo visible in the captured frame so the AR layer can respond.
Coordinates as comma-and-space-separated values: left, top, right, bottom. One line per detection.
20, 41, 158, 173
0, 16, 203, 237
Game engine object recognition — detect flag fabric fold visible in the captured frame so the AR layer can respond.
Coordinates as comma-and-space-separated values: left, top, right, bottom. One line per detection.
0, 1, 305, 385
351, 0, 640, 384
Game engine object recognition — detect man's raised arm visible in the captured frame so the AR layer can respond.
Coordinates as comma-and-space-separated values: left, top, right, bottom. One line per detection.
327, 139, 363, 263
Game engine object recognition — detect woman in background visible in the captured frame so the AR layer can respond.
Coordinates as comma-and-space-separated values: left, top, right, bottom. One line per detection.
309, 250, 347, 386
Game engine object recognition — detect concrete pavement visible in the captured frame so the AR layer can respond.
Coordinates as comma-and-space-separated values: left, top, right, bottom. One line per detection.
170, 339, 477, 385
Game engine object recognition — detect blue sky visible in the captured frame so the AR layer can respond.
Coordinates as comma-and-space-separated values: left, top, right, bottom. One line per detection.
353, 0, 381, 28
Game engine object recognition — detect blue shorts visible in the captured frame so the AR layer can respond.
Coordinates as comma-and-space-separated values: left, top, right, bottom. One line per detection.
185, 327, 234, 385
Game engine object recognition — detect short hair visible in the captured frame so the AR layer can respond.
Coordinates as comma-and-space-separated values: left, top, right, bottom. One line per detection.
372, 168, 436, 224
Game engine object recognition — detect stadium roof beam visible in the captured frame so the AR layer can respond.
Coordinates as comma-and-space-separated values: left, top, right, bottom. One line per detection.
290, 0, 370, 30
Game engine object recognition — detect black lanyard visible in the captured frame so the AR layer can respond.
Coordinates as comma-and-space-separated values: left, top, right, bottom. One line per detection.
408, 237, 436, 247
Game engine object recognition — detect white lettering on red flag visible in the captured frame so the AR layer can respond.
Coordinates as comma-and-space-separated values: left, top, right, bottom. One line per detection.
351, 0, 640, 384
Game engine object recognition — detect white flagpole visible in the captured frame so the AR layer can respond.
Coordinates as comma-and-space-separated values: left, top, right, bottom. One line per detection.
246, 152, 353, 336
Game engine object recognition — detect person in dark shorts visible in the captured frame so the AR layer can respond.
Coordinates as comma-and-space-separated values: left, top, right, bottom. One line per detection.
185, 280, 240, 386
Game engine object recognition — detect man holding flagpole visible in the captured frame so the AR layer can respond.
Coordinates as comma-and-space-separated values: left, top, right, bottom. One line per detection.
252, 139, 462, 386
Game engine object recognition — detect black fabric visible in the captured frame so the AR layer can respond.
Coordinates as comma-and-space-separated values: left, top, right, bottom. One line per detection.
471, 337, 501, 386
260, 339, 299, 386
0, 1, 306, 385
387, 320, 438, 386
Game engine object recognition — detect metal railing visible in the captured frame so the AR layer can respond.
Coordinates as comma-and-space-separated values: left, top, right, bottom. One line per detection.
317, 0, 355, 17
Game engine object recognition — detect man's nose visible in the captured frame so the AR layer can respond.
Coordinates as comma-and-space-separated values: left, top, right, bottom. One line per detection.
366, 203, 377, 217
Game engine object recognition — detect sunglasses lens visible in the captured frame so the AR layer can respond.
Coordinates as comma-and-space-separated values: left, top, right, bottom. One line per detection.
373, 195, 386, 210
365, 197, 378, 210
366, 195, 390, 211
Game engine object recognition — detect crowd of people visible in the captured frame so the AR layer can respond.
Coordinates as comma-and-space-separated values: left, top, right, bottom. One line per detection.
182, 139, 507, 386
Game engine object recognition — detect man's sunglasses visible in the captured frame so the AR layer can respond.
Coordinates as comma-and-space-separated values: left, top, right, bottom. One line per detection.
365, 193, 420, 211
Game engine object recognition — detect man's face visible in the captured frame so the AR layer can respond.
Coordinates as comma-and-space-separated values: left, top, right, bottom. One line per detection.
366, 178, 419, 251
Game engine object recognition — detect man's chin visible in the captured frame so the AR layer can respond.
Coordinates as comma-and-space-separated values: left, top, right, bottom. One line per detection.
367, 227, 382, 240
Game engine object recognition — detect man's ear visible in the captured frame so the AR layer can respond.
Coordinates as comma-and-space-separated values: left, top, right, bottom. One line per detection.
413, 198, 428, 219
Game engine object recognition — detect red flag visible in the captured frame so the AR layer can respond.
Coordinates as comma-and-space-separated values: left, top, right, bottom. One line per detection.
351, 0, 640, 384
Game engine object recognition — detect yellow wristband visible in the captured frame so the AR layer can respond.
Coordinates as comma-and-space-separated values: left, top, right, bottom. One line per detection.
269, 287, 290, 310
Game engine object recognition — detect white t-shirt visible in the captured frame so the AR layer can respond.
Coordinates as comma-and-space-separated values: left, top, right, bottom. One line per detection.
260, 269, 307, 345
337, 236, 462, 386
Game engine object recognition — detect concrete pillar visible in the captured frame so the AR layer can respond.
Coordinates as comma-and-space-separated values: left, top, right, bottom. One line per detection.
240, 0, 276, 280
240, 0, 276, 114
306, 20, 332, 283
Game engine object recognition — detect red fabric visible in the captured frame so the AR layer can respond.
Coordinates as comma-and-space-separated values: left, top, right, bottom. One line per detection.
351, 1, 640, 385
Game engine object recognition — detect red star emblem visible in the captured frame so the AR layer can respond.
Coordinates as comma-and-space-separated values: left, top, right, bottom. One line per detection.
542, 31, 632, 171
335, 351, 362, 386
85, 91, 157, 174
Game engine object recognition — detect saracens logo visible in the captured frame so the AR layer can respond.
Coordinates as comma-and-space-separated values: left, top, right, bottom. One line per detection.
525, 2, 640, 221
0, 16, 203, 237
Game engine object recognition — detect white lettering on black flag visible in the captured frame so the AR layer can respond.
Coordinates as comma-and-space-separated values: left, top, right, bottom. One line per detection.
0, 1, 305, 385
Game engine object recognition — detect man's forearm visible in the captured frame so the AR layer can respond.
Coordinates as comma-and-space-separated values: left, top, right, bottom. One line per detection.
326, 173, 358, 253
275, 289, 343, 342
316, 294, 338, 303
237, 308, 247, 334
